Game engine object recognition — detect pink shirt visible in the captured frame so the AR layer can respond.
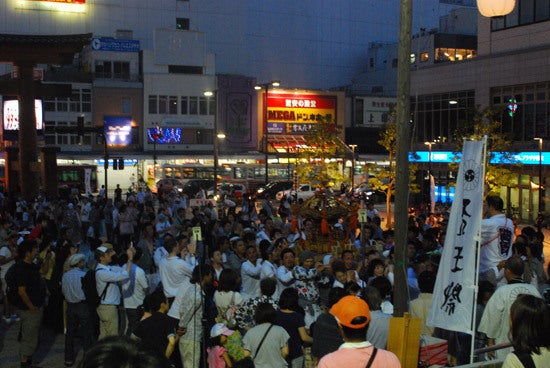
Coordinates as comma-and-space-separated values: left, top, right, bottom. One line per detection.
207, 345, 227, 368
318, 341, 401, 368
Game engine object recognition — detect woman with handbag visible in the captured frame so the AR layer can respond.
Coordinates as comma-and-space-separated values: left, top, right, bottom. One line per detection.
242, 302, 289, 367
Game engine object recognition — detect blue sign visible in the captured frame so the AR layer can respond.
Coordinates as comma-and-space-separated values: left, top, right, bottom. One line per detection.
104, 116, 132, 145
91, 38, 140, 52
147, 127, 183, 144
410, 151, 549, 165
267, 123, 285, 134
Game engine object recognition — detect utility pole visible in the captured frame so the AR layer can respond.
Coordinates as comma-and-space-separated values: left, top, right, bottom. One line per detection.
393, 0, 413, 318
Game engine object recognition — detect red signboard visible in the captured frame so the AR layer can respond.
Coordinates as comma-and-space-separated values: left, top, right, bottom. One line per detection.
265, 93, 337, 135
31, 0, 86, 3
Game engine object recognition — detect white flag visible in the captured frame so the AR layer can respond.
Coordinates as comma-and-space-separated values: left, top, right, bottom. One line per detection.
427, 138, 487, 334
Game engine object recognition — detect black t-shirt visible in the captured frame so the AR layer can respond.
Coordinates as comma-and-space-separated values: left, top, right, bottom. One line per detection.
134, 312, 175, 357
275, 310, 305, 360
15, 261, 47, 309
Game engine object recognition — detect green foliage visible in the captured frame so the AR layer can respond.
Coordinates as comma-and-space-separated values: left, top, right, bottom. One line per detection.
295, 116, 346, 187
451, 106, 520, 194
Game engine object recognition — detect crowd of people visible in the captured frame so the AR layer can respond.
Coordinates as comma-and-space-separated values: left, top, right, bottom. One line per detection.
0, 188, 549, 368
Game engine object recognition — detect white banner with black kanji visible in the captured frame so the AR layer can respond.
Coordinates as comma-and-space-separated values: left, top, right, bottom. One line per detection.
427, 137, 487, 334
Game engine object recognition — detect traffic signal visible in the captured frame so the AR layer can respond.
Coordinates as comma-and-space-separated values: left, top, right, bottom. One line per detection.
112, 159, 118, 170
118, 159, 124, 170
77, 116, 84, 136
104, 159, 109, 170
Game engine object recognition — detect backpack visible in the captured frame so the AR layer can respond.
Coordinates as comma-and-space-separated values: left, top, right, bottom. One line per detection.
4, 262, 21, 306
81, 269, 111, 307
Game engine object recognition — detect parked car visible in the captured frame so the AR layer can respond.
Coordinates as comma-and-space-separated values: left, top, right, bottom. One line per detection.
182, 179, 215, 197
255, 181, 293, 199
207, 183, 247, 200
276, 183, 317, 201
153, 178, 185, 194
352, 182, 387, 203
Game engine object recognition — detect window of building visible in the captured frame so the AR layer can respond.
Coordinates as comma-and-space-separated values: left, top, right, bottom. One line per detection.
70, 90, 80, 112
57, 99, 68, 111
199, 96, 207, 115
369, 58, 374, 68
82, 89, 91, 112
158, 95, 168, 114
95, 61, 112, 78
435, 48, 477, 62
354, 98, 364, 125
113, 61, 130, 80
168, 65, 203, 74
207, 96, 216, 115
176, 18, 190, 30
181, 96, 188, 114
189, 96, 198, 115
122, 98, 132, 114
148, 95, 158, 114
420, 52, 429, 62
169, 96, 178, 114
492, 0, 550, 30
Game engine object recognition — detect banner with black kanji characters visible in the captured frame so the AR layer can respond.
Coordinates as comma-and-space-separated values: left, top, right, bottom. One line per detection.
427, 137, 487, 334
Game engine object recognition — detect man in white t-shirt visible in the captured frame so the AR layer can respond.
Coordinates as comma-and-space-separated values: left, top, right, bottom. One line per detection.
480, 195, 514, 286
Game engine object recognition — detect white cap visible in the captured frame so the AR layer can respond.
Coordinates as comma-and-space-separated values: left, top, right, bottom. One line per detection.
210, 323, 234, 338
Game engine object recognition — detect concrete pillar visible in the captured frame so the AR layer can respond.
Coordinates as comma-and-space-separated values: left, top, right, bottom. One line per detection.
5, 146, 20, 194
17, 62, 40, 200
40, 146, 60, 199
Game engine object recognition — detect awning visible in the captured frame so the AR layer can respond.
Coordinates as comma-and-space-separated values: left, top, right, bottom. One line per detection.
268, 135, 308, 153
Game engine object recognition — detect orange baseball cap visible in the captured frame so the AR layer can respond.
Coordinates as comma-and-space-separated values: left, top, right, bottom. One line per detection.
330, 295, 371, 329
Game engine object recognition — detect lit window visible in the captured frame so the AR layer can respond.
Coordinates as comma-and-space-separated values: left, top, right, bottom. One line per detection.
420, 52, 429, 62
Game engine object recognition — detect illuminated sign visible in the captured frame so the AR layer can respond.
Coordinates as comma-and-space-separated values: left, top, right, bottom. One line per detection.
91, 38, 140, 53
104, 116, 132, 145
411, 151, 549, 165
265, 93, 337, 134
33, 0, 86, 3
3, 99, 43, 131
16, 1, 86, 12
2, 99, 44, 141
147, 127, 183, 144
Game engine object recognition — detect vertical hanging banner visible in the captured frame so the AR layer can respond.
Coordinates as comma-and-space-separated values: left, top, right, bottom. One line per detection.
427, 137, 487, 334
84, 168, 92, 195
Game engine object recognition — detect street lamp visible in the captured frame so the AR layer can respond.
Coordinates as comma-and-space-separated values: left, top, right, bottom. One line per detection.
204, 90, 225, 196
348, 144, 358, 189
476, 0, 516, 17
424, 141, 435, 212
534, 137, 544, 214
255, 80, 280, 185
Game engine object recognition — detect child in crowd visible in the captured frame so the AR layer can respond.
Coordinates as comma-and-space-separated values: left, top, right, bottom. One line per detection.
208, 323, 234, 368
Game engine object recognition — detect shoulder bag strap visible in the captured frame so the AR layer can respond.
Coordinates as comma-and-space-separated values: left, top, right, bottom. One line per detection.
96, 268, 112, 301
365, 347, 378, 368
253, 324, 274, 359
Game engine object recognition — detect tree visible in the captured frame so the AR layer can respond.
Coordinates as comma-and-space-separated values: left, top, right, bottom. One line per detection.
295, 116, 347, 188
367, 116, 419, 229
451, 106, 520, 195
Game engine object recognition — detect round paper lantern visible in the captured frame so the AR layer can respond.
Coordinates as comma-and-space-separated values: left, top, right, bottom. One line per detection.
477, 0, 516, 17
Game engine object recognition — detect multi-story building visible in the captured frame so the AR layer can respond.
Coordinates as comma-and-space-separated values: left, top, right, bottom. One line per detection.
410, 2, 550, 221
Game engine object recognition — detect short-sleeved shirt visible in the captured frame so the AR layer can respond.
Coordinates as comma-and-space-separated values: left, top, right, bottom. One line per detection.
242, 323, 289, 368
275, 310, 305, 359
207, 345, 227, 368
14, 261, 47, 309
318, 342, 401, 368
133, 312, 175, 357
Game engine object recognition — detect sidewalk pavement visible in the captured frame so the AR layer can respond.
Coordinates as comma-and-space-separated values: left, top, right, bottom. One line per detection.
0, 320, 71, 368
